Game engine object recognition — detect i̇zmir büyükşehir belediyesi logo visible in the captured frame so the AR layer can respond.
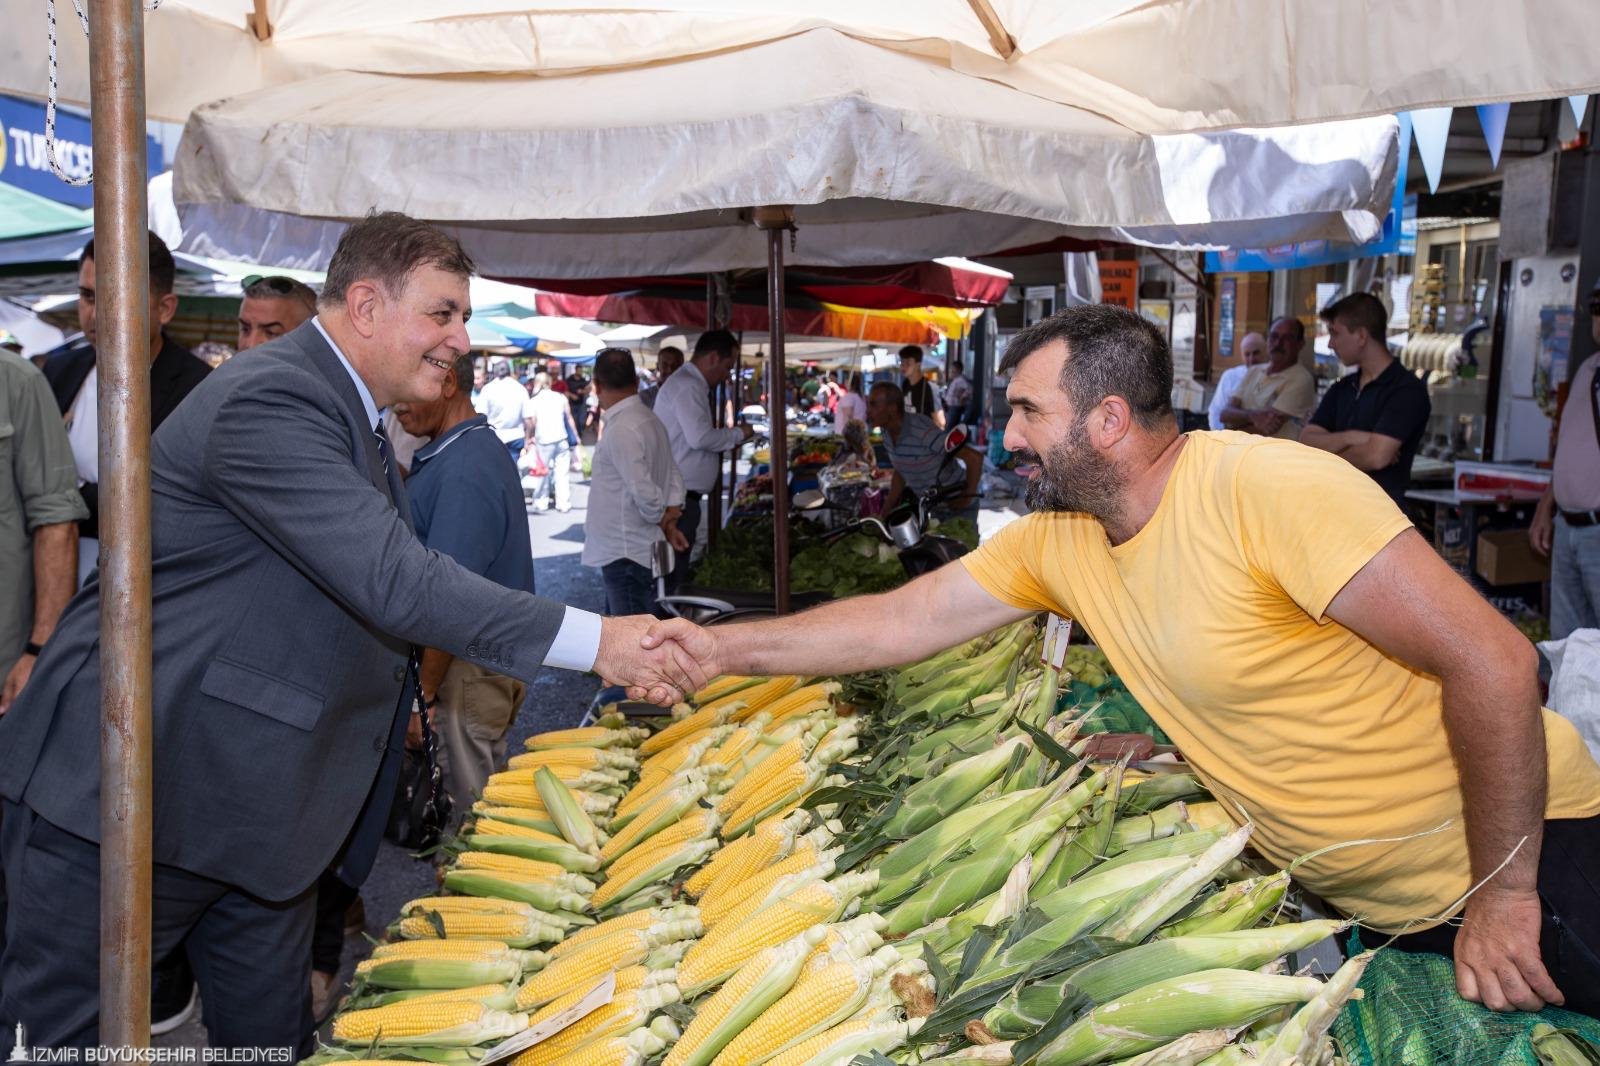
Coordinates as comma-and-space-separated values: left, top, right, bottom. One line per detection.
7, 1022, 30, 1063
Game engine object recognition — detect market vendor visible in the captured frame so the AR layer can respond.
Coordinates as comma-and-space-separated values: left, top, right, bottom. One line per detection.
867, 381, 982, 523
648, 304, 1600, 1018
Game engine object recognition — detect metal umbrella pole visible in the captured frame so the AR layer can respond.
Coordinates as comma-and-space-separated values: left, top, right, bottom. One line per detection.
88, 0, 154, 1046
755, 207, 794, 614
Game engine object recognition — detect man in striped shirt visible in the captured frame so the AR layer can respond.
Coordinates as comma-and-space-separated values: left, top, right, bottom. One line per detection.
868, 381, 982, 522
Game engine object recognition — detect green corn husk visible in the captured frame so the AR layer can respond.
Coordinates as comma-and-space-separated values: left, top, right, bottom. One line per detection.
1533, 1025, 1600, 1066
1034, 766, 1126, 895
439, 870, 591, 912
1102, 1029, 1236, 1065
1034, 857, 1195, 924
1098, 826, 1252, 945
354, 956, 526, 991
1105, 802, 1190, 854
1017, 968, 1324, 1066
1253, 951, 1373, 1066
533, 766, 601, 854
886, 771, 1106, 935
1160, 873, 1288, 939
1094, 828, 1224, 876
596, 837, 721, 914
342, 983, 520, 1012
881, 736, 1034, 839
870, 787, 1053, 906
459, 834, 601, 872
1057, 920, 1348, 1008
1118, 774, 1206, 816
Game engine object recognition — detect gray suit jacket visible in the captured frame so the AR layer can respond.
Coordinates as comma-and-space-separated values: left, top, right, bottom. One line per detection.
0, 323, 566, 901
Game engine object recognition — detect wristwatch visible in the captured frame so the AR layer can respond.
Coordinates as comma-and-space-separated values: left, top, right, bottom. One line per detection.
22, 641, 43, 657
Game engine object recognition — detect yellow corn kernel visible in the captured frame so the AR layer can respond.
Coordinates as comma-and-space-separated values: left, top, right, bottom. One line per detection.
757, 682, 839, 726
606, 810, 720, 874
722, 762, 811, 835
508, 987, 674, 1065
471, 819, 567, 844
716, 740, 803, 814
686, 813, 795, 902
759, 1017, 886, 1066
639, 704, 728, 756
693, 675, 758, 704
548, 909, 679, 960
450, 851, 568, 881
523, 965, 653, 1027
367, 939, 517, 961
700, 845, 822, 927
720, 676, 804, 722
331, 999, 509, 1043
677, 881, 838, 995
524, 726, 616, 750
402, 896, 533, 917
664, 928, 823, 1066
512, 930, 655, 1009
711, 959, 865, 1065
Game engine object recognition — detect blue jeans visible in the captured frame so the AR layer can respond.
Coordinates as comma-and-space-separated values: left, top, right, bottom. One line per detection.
601, 558, 657, 617
1551, 516, 1600, 639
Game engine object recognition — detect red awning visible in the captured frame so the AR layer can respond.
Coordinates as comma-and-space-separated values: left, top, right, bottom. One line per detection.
534, 290, 941, 345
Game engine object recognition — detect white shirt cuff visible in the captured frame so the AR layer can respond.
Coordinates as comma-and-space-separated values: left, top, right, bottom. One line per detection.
545, 607, 603, 672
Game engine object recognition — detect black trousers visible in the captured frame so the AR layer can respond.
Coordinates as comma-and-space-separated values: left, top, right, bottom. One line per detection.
0, 800, 316, 1054
311, 870, 360, 976
1367, 815, 1600, 1018
668, 491, 703, 594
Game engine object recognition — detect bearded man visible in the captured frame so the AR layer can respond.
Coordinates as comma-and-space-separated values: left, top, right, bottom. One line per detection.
643, 303, 1600, 1019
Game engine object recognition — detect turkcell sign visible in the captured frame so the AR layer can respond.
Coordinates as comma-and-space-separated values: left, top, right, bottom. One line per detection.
0, 93, 160, 208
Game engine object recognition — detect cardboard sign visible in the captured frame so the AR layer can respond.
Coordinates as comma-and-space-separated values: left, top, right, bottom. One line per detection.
480, 971, 616, 1065
1098, 261, 1139, 310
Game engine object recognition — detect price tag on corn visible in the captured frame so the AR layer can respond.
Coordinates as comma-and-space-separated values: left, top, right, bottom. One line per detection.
1041, 614, 1072, 671
479, 971, 615, 1065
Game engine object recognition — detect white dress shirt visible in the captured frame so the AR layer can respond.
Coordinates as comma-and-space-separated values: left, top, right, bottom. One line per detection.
310, 317, 602, 671
653, 362, 744, 494
479, 374, 531, 443
523, 387, 571, 446
583, 394, 686, 571
1207, 362, 1252, 431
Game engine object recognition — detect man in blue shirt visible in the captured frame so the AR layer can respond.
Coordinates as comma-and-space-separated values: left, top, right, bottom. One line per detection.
393, 353, 535, 823
868, 381, 983, 524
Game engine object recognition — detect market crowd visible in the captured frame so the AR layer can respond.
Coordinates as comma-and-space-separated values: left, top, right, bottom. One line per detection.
1, 212, 1598, 1054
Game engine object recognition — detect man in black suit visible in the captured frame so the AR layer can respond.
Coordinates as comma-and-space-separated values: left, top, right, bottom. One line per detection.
42, 233, 212, 577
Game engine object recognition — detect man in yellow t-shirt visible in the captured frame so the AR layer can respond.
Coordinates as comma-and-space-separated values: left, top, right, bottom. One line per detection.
647, 304, 1600, 1018
1220, 316, 1317, 439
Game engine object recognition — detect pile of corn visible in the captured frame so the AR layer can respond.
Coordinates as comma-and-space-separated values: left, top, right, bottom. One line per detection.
309, 619, 1371, 1066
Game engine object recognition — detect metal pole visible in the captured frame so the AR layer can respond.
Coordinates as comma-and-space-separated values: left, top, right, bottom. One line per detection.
706, 276, 722, 549
755, 208, 794, 614
89, 0, 153, 1047
727, 331, 742, 516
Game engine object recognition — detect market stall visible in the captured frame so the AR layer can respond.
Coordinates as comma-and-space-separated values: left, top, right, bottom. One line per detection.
314, 617, 1600, 1064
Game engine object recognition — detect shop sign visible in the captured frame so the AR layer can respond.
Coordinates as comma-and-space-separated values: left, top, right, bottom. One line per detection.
1099, 261, 1138, 310
1217, 277, 1237, 358
0, 93, 160, 208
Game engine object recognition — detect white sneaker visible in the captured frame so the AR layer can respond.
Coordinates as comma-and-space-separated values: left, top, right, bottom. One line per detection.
531, 501, 550, 513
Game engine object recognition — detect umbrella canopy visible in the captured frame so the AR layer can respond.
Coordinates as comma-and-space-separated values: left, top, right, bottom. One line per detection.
172, 30, 1401, 274
4, 0, 1593, 132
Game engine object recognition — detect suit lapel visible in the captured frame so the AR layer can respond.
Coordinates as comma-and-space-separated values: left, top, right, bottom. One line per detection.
293, 327, 397, 505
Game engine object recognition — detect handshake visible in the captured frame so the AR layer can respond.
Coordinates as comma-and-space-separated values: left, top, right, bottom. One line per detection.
593, 615, 725, 705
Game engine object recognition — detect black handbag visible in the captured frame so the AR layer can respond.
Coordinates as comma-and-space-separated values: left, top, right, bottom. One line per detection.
383, 650, 453, 850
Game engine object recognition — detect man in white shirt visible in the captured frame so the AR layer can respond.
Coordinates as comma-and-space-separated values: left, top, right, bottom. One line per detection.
1207, 331, 1267, 430
522, 372, 579, 513
1219, 317, 1317, 439
652, 329, 754, 589
477, 357, 529, 458
942, 360, 973, 428
583, 349, 689, 615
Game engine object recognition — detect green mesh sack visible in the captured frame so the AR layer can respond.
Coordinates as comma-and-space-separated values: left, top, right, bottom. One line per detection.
1333, 944, 1600, 1065
1060, 678, 1173, 746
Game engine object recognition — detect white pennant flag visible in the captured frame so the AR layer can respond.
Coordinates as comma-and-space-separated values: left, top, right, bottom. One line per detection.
1476, 103, 1511, 169
1410, 107, 1453, 194
1570, 95, 1591, 129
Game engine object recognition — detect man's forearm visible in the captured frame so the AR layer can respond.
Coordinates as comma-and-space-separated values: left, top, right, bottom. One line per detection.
1219, 405, 1257, 429
30, 522, 78, 643
1442, 639, 1547, 895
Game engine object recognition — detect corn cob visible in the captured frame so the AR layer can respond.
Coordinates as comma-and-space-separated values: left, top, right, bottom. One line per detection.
757, 681, 840, 724
704, 718, 769, 770
640, 703, 732, 756
602, 816, 722, 892
540, 1016, 679, 1066
461, 833, 601, 872
480, 780, 616, 814
635, 733, 721, 789
523, 725, 637, 750
471, 819, 568, 844
664, 927, 827, 1066
700, 843, 830, 927
694, 675, 762, 704
710, 945, 890, 1065
506, 746, 638, 772
533, 766, 603, 855
880, 735, 1032, 838
439, 870, 592, 912
548, 904, 699, 960
512, 920, 700, 1009
686, 809, 809, 902
1023, 969, 1324, 1066
723, 764, 822, 839
332, 1000, 529, 1046
1098, 826, 1253, 945
599, 774, 712, 864
678, 870, 877, 998
505, 984, 680, 1064
721, 675, 804, 722
716, 738, 804, 815
591, 837, 721, 910
1253, 952, 1373, 1066
760, 1017, 921, 1066
344, 982, 520, 1012
523, 965, 675, 1027
449, 850, 595, 885
390, 910, 568, 949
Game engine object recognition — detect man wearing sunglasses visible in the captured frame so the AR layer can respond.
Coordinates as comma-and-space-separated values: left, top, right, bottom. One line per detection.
1530, 278, 1600, 639
238, 275, 318, 352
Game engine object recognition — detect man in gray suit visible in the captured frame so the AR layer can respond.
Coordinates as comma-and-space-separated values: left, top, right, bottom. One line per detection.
0, 213, 704, 1052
